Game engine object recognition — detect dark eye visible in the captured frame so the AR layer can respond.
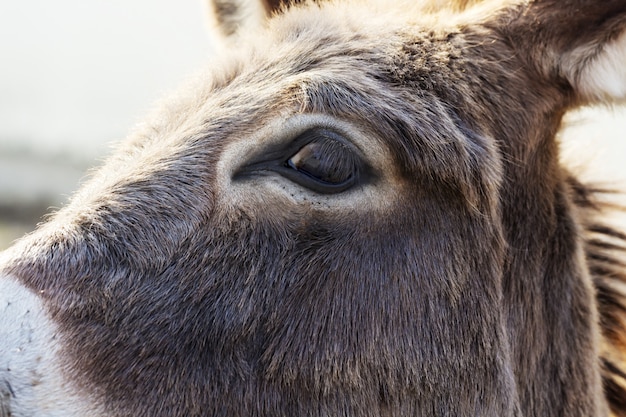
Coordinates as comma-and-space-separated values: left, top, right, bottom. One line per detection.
282, 129, 361, 193
235, 127, 367, 194
287, 132, 357, 184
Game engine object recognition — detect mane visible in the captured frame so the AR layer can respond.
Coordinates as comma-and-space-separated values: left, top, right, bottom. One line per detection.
571, 178, 626, 416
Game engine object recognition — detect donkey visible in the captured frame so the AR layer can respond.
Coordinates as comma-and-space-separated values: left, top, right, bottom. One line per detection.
1, 0, 626, 415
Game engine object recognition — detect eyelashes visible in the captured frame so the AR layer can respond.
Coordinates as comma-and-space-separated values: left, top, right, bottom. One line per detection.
282, 129, 360, 193
237, 127, 368, 194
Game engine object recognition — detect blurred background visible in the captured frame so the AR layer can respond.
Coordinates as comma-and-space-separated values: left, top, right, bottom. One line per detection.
0, 0, 625, 250
0, 0, 212, 249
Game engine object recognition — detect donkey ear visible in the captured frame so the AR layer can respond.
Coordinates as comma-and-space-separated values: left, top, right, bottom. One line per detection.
505, 0, 626, 103
208, 0, 297, 39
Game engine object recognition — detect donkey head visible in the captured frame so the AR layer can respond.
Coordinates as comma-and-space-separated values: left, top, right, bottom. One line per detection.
1, 0, 626, 416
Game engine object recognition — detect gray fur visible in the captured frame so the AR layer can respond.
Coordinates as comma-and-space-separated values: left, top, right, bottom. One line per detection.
1, 0, 626, 415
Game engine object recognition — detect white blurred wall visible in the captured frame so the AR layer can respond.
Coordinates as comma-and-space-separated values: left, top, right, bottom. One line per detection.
0, 0, 212, 247
0, 0, 212, 199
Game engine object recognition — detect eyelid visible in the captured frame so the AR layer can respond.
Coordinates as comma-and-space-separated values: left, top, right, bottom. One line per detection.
235, 127, 368, 194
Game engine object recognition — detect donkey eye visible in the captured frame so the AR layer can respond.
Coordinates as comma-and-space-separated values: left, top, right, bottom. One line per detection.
287, 138, 354, 184
235, 127, 366, 194
283, 129, 360, 193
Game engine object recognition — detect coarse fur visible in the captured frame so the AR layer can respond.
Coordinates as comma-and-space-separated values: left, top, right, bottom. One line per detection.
2, 0, 626, 416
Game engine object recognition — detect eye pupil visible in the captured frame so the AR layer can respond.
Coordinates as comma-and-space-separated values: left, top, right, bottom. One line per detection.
286, 136, 356, 185
236, 127, 367, 194
288, 144, 320, 174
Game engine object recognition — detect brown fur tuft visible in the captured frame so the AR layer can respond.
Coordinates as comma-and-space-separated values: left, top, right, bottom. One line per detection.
570, 179, 626, 416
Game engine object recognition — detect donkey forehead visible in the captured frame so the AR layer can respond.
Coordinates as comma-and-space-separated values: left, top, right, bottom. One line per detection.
197, 14, 503, 207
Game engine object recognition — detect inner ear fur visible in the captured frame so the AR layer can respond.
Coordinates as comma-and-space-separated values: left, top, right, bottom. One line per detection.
499, 0, 626, 104
209, 0, 302, 38
263, 0, 306, 14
